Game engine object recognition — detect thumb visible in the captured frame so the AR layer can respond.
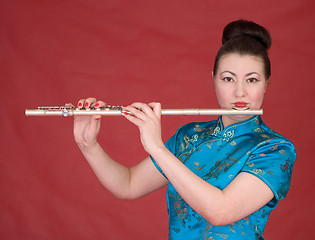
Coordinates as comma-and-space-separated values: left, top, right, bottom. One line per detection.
89, 115, 102, 129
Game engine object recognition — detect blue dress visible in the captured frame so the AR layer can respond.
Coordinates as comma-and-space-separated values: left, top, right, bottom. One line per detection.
151, 115, 296, 240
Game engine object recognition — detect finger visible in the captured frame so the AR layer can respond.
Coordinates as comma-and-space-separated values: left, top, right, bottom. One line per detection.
65, 103, 75, 108
129, 102, 156, 118
93, 115, 102, 120
89, 115, 102, 129
122, 111, 143, 127
123, 104, 147, 120
84, 97, 97, 108
77, 99, 86, 109
92, 100, 107, 108
123, 106, 146, 120
148, 102, 162, 119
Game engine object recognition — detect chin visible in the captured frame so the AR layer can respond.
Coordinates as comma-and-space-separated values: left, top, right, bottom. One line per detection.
231, 114, 253, 122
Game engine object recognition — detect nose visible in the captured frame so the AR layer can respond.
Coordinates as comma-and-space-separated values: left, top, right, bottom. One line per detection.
234, 81, 246, 98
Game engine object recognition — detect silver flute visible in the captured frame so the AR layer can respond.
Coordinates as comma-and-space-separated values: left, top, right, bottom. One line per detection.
25, 106, 263, 117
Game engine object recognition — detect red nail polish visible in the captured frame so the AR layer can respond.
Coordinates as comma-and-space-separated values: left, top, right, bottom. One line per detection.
78, 102, 82, 107
95, 103, 99, 107
85, 102, 89, 107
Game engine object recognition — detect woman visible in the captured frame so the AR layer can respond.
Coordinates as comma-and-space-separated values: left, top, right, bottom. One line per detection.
71, 20, 296, 239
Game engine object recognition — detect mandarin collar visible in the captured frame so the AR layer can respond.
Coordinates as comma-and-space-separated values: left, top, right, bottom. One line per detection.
212, 115, 263, 141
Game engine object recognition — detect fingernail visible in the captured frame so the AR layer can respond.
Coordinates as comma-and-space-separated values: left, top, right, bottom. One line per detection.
123, 112, 129, 116
85, 102, 89, 107
95, 103, 99, 107
78, 102, 82, 107
95, 117, 101, 120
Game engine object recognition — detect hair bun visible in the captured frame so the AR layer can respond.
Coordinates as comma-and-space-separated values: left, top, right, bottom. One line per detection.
222, 20, 271, 50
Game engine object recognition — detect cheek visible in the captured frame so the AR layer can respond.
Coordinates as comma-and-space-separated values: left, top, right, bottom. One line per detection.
215, 85, 232, 104
249, 88, 266, 105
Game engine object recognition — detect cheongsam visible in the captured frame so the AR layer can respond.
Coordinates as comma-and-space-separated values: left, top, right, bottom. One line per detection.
151, 115, 296, 240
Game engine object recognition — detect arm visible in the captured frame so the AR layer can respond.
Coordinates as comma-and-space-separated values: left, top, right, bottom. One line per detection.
124, 102, 274, 226
71, 98, 168, 200
150, 147, 273, 226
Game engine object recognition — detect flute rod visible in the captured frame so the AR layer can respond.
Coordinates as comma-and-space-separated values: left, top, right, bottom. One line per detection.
25, 108, 263, 117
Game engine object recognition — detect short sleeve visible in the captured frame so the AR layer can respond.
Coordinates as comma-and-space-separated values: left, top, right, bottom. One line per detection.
150, 126, 182, 179
242, 139, 296, 204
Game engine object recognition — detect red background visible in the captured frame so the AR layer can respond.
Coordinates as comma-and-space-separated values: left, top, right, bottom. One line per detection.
1, 0, 314, 239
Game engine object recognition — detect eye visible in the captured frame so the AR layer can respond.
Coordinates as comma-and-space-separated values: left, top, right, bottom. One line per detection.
247, 78, 259, 83
222, 77, 234, 82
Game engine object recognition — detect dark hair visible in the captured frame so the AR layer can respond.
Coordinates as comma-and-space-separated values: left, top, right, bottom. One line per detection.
213, 20, 272, 79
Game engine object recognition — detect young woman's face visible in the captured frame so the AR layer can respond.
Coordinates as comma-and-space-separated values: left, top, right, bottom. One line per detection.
213, 53, 268, 127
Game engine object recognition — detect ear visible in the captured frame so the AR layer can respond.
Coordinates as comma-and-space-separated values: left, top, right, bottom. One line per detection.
264, 81, 268, 93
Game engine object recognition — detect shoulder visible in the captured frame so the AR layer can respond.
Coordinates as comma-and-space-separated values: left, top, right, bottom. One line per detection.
259, 122, 296, 151
250, 121, 296, 164
243, 124, 296, 201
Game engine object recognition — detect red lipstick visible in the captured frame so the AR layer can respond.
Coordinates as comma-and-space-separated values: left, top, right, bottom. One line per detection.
234, 101, 247, 108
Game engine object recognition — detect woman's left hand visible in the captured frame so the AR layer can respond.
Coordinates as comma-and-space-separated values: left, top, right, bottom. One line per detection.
122, 102, 165, 154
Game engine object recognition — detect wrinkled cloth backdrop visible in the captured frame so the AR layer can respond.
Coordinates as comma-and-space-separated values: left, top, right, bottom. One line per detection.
1, 0, 314, 239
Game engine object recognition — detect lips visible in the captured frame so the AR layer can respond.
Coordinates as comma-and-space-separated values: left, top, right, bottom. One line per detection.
234, 102, 248, 108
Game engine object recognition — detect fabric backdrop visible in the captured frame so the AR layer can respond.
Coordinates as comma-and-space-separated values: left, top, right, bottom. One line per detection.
1, 0, 314, 239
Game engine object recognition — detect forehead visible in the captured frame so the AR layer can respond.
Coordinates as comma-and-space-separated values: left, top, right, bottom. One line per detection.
218, 53, 265, 75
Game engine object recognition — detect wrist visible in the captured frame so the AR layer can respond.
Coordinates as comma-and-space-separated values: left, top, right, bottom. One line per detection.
149, 144, 169, 159
77, 141, 100, 153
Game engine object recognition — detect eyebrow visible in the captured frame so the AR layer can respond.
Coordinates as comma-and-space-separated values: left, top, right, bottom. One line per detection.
245, 72, 261, 77
220, 71, 261, 76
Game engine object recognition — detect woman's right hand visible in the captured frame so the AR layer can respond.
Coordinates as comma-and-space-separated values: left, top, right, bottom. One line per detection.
68, 97, 106, 150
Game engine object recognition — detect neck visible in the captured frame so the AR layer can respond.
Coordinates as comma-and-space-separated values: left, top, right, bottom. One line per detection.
221, 115, 254, 128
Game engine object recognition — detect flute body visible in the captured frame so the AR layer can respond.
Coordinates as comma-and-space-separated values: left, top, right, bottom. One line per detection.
25, 106, 263, 117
